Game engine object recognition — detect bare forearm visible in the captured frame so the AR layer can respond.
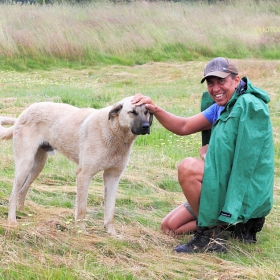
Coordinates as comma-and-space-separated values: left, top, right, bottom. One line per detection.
131, 93, 211, 136
153, 106, 190, 135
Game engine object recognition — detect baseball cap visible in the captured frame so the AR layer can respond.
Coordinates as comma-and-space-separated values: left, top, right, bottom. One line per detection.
201, 57, 238, 83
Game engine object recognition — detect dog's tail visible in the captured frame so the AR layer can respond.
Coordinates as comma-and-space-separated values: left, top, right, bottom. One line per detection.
0, 116, 16, 140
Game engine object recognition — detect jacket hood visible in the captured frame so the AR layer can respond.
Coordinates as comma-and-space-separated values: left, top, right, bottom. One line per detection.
224, 77, 270, 111
239, 77, 270, 103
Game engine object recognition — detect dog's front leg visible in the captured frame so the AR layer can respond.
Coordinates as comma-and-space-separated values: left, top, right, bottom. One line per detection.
103, 169, 123, 236
8, 183, 19, 226
75, 167, 92, 234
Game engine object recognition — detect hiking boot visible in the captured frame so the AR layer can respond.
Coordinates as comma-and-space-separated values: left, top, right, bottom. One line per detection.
174, 227, 227, 253
232, 217, 265, 244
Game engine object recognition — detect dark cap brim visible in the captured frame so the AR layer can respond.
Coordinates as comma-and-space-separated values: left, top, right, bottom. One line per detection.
201, 71, 231, 83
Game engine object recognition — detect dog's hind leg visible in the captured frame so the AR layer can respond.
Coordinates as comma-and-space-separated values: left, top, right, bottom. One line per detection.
103, 168, 123, 236
8, 148, 48, 225
8, 160, 34, 225
18, 149, 48, 209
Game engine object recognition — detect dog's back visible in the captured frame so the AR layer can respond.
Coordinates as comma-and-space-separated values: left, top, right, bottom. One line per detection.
13, 102, 98, 163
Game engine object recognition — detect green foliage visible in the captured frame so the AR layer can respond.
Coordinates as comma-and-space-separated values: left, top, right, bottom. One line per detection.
0, 266, 79, 280
59, 91, 112, 109
158, 178, 181, 192
31, 190, 75, 208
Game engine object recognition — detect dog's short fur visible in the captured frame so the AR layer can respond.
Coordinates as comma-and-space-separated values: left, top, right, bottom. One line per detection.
0, 97, 152, 235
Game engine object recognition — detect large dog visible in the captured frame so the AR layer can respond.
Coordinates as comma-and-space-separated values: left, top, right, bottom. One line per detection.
0, 97, 152, 235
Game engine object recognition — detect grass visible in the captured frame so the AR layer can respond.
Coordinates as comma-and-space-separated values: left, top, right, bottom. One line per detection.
0, 0, 279, 278
1, 0, 280, 70
0, 59, 279, 279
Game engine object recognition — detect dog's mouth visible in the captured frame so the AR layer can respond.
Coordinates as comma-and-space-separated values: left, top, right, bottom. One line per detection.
132, 126, 150, 135
140, 128, 150, 135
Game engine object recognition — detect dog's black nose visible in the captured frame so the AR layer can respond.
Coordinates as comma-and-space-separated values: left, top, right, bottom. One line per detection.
140, 123, 150, 135
142, 124, 150, 130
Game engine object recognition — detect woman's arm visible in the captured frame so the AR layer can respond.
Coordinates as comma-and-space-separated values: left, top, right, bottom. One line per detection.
132, 93, 212, 136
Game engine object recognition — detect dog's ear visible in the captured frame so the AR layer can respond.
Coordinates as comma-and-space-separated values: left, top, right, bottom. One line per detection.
149, 112, 153, 126
108, 103, 123, 120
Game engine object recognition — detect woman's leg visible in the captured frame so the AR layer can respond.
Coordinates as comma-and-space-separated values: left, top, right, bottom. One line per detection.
161, 203, 197, 235
178, 157, 204, 217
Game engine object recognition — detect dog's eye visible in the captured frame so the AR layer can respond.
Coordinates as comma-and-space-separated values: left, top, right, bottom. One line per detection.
128, 110, 138, 115
144, 110, 149, 115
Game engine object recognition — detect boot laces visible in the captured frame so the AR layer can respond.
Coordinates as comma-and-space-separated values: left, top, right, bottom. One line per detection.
188, 231, 209, 246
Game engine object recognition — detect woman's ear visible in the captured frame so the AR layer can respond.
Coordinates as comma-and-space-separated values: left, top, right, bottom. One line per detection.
235, 75, 241, 88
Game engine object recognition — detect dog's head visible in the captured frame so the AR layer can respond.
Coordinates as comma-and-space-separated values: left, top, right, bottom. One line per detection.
108, 97, 153, 135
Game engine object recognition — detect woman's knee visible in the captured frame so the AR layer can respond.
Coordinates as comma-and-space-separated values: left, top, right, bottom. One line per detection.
178, 157, 198, 177
161, 218, 173, 234
178, 157, 204, 185
161, 217, 168, 230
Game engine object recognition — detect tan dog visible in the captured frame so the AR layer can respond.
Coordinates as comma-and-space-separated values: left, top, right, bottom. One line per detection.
0, 97, 152, 235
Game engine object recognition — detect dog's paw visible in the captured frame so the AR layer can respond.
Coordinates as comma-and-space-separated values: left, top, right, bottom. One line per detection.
75, 225, 89, 235
105, 224, 117, 236
7, 220, 18, 228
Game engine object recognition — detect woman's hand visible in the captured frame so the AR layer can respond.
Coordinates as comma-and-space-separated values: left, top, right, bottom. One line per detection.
199, 144, 208, 161
131, 93, 158, 113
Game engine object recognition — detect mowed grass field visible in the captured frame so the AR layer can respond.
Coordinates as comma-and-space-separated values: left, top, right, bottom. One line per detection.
0, 59, 279, 280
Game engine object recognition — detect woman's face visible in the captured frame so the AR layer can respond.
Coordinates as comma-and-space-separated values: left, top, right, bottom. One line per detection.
206, 75, 240, 106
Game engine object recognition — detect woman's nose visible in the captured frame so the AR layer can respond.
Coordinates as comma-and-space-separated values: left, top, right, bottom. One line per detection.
212, 82, 220, 92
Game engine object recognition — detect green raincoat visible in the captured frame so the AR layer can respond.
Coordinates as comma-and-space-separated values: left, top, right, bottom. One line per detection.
198, 77, 274, 227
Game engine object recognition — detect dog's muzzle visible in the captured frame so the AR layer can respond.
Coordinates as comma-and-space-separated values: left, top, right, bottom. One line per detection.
132, 121, 151, 135
140, 122, 150, 135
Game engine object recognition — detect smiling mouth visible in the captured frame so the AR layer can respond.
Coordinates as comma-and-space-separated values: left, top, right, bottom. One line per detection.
215, 93, 225, 98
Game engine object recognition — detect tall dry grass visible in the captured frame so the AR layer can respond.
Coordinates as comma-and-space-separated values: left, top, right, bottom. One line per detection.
0, 0, 280, 66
